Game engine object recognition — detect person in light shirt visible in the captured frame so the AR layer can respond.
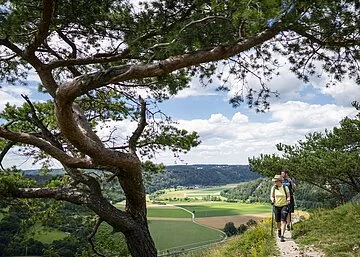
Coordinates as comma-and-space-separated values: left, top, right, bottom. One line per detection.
270, 174, 290, 242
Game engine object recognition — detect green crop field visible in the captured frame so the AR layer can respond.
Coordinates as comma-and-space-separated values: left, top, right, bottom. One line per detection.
177, 202, 271, 218
147, 207, 191, 218
27, 223, 68, 244
148, 220, 224, 252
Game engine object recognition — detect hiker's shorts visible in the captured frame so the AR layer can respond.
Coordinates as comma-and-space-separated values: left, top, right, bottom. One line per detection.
274, 205, 289, 222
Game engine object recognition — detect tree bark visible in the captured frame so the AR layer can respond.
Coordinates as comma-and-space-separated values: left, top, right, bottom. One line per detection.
84, 165, 157, 257
124, 224, 157, 257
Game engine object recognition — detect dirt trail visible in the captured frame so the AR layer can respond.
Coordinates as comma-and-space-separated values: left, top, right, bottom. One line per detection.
276, 216, 324, 257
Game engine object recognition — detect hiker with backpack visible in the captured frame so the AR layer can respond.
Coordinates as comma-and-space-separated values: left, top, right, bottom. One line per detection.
270, 174, 291, 242
280, 170, 296, 230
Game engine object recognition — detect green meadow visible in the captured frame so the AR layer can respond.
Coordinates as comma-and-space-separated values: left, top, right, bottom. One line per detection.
27, 223, 68, 244
148, 220, 224, 251
147, 207, 191, 218
178, 202, 271, 218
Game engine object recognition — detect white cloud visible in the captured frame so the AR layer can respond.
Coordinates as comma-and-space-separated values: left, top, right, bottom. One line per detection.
152, 101, 356, 165
174, 77, 219, 98
0, 89, 25, 112
270, 101, 353, 129
317, 79, 360, 106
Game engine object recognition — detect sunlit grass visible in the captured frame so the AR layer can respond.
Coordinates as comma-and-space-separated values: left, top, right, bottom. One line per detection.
181, 218, 277, 257
26, 223, 68, 244
149, 220, 224, 251
293, 202, 360, 257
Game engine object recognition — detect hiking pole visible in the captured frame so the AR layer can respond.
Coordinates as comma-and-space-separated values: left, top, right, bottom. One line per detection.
271, 203, 274, 236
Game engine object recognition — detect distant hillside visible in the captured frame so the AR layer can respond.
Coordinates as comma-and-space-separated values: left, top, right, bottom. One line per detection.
22, 165, 262, 194
145, 164, 261, 193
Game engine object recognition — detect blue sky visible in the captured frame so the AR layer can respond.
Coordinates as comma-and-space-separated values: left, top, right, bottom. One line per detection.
0, 63, 359, 169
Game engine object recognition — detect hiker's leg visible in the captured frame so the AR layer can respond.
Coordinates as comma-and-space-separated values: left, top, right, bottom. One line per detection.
280, 206, 289, 236
274, 207, 282, 237
281, 220, 287, 236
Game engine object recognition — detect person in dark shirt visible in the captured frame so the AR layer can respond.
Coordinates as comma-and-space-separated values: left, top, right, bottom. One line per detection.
280, 170, 296, 230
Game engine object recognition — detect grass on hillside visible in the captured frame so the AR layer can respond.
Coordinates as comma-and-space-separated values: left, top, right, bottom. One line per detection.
181, 218, 277, 257
178, 202, 271, 218
27, 223, 68, 244
148, 220, 224, 252
293, 202, 360, 257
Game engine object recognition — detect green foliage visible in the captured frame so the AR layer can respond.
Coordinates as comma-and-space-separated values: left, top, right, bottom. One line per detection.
0, 168, 35, 193
78, 223, 129, 257
292, 202, 360, 257
223, 222, 237, 237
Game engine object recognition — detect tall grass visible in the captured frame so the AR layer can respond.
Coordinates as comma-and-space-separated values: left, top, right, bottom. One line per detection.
182, 219, 277, 257
293, 202, 360, 257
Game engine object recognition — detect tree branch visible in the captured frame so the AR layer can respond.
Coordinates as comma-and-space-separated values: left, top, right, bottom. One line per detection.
0, 141, 16, 170
56, 24, 284, 101
129, 97, 147, 154
65, 167, 102, 196
0, 127, 91, 168
24, 0, 55, 55
56, 30, 77, 59
179, 15, 231, 33
87, 218, 106, 257
21, 94, 63, 150
292, 25, 360, 48
0, 187, 89, 205
47, 48, 131, 70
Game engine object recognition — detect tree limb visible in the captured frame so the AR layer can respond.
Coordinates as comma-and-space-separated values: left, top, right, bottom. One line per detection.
0, 187, 89, 205
65, 167, 102, 196
0, 141, 16, 170
56, 24, 284, 101
129, 97, 147, 154
47, 48, 131, 70
87, 218, 106, 257
0, 127, 91, 168
56, 30, 77, 59
292, 25, 360, 48
24, 0, 55, 55
21, 94, 63, 150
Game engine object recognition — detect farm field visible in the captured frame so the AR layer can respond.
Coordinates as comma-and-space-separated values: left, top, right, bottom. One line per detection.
148, 220, 224, 252
153, 184, 237, 201
145, 201, 271, 252
178, 202, 271, 218
147, 205, 192, 218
